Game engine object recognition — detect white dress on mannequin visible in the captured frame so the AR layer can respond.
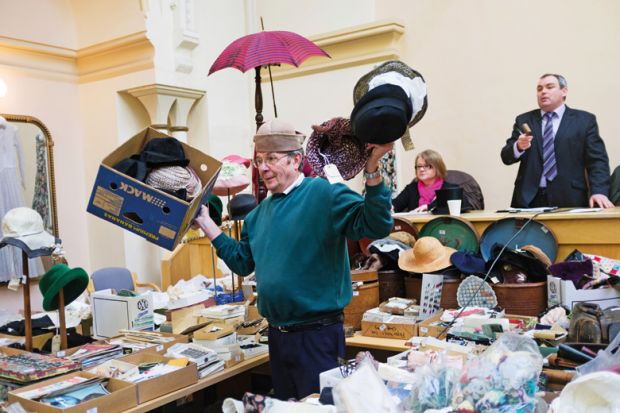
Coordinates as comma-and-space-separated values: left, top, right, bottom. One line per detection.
0, 116, 43, 281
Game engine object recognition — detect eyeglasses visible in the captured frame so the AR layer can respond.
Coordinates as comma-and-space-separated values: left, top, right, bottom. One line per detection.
252, 153, 289, 168
415, 164, 433, 171
337, 357, 357, 378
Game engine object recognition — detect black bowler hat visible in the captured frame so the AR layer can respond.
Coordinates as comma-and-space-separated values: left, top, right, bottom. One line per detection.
432, 187, 463, 215
228, 194, 257, 221
139, 137, 190, 168
350, 84, 413, 144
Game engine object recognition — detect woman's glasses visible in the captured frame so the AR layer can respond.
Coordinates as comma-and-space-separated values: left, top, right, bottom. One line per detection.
415, 164, 433, 171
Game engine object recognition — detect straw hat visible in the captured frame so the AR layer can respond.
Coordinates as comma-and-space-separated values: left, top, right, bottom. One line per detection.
398, 236, 456, 273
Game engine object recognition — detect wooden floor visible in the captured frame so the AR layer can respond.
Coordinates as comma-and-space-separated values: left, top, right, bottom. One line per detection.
0, 279, 44, 315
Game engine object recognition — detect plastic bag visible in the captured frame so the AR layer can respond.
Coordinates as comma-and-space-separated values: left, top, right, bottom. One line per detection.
454, 333, 543, 413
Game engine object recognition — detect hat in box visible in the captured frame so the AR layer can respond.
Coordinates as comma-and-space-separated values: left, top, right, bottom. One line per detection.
228, 194, 257, 221
398, 236, 456, 273
39, 264, 89, 311
0, 207, 58, 258
305, 117, 369, 181
253, 119, 305, 152
145, 166, 202, 201
352, 60, 428, 147
139, 137, 190, 168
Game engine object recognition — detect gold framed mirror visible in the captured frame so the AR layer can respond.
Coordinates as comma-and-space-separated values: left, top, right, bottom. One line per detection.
0, 114, 59, 279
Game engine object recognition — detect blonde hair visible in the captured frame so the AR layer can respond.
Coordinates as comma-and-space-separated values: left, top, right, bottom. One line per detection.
416, 149, 447, 179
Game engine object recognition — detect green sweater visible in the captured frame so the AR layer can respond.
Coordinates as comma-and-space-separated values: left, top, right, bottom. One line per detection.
212, 177, 393, 327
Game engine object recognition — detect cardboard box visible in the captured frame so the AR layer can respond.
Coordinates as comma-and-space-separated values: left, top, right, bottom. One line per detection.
416, 311, 446, 338
0, 346, 79, 383
117, 352, 198, 404
360, 320, 417, 340
98, 331, 189, 355
91, 291, 154, 339
8, 371, 137, 413
87, 127, 221, 251
547, 275, 620, 310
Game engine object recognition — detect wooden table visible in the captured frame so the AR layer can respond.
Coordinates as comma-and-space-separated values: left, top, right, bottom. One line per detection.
122, 353, 269, 413
346, 332, 409, 352
399, 207, 620, 262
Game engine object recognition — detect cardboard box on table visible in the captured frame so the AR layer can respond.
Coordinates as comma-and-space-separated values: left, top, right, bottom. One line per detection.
360, 319, 418, 340
91, 291, 154, 339
416, 311, 446, 338
86, 127, 222, 251
547, 275, 620, 310
8, 371, 137, 413
103, 331, 189, 354
115, 352, 198, 404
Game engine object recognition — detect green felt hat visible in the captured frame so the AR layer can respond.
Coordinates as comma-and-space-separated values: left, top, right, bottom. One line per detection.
39, 264, 89, 311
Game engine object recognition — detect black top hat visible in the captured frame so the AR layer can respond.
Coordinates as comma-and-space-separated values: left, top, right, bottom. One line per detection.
432, 187, 463, 215
350, 84, 413, 144
228, 194, 257, 221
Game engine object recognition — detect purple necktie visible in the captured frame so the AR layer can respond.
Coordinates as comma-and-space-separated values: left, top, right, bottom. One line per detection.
542, 112, 557, 182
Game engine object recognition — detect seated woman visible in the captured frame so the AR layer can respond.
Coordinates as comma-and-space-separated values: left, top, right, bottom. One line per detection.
392, 149, 462, 212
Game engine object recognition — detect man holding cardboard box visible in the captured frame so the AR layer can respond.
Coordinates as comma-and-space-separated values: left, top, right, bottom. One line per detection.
194, 119, 393, 400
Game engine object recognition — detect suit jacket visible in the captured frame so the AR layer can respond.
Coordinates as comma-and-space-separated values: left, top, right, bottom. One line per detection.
500, 106, 610, 208
392, 180, 464, 212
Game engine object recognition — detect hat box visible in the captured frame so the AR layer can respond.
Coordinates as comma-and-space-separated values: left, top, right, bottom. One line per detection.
491, 282, 547, 316
344, 270, 379, 330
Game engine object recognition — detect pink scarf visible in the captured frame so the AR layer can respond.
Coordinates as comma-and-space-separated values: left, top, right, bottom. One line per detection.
418, 178, 444, 207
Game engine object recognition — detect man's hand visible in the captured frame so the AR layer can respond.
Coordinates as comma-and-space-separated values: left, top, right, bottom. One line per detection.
365, 142, 395, 186
193, 205, 223, 240
589, 194, 615, 209
516, 133, 533, 151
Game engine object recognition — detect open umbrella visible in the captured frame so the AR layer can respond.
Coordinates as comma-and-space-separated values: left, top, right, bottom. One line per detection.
208, 30, 330, 202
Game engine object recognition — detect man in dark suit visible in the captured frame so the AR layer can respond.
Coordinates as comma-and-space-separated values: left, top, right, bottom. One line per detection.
501, 73, 613, 208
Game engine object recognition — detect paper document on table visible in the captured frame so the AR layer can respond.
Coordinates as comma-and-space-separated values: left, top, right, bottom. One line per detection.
496, 207, 558, 213
392, 211, 430, 217
568, 208, 603, 213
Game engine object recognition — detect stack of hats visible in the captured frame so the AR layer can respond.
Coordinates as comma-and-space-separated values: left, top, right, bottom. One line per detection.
351, 60, 427, 149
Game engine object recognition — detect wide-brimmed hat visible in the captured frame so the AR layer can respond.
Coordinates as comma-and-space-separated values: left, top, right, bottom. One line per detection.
398, 236, 456, 273
306, 117, 369, 181
352, 60, 427, 147
39, 264, 89, 311
228, 193, 257, 220
0, 207, 57, 257
521, 244, 552, 267
145, 166, 202, 201
254, 119, 305, 152
213, 160, 250, 196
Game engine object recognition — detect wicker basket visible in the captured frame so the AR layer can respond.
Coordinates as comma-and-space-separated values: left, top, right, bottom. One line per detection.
492, 282, 547, 316
344, 270, 379, 330
378, 270, 406, 302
